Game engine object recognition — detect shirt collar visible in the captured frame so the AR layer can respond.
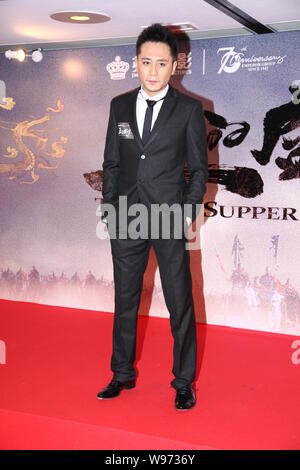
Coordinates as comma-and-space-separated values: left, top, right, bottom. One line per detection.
139, 84, 169, 102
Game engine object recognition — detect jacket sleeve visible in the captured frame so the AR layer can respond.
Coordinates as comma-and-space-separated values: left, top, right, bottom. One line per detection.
101, 99, 120, 221
184, 100, 208, 221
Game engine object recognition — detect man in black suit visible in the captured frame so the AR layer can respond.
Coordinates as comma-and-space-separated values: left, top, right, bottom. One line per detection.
97, 24, 208, 410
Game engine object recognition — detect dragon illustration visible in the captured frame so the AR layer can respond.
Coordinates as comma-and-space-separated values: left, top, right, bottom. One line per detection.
0, 97, 67, 184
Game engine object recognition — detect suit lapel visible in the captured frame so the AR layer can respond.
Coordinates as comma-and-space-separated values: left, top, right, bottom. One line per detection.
128, 88, 143, 149
128, 85, 178, 151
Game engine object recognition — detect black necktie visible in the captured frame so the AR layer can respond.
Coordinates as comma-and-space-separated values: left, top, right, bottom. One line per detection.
141, 98, 164, 145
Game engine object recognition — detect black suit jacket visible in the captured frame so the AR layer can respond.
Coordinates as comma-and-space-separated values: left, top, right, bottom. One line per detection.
102, 84, 208, 227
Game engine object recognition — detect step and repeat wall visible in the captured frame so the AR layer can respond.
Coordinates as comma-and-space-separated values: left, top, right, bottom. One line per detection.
0, 31, 299, 335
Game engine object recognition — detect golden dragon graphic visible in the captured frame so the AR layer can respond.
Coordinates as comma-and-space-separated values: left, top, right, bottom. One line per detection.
0, 97, 67, 184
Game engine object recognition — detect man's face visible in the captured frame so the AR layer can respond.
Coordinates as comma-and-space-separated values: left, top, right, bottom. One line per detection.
135, 41, 177, 96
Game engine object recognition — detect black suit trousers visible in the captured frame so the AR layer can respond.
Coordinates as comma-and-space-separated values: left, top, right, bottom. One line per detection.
110, 236, 197, 390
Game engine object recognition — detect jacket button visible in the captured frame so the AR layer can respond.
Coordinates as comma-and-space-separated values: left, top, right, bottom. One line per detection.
140, 154, 146, 159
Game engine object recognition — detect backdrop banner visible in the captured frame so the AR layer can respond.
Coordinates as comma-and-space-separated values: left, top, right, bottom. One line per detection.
0, 31, 299, 335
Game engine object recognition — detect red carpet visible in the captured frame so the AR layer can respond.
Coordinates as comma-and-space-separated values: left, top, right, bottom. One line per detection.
0, 298, 299, 449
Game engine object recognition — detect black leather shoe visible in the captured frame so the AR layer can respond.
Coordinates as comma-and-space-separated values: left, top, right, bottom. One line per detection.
175, 384, 196, 410
97, 379, 135, 400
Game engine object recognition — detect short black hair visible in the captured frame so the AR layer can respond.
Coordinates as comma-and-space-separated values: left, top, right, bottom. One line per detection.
136, 23, 178, 61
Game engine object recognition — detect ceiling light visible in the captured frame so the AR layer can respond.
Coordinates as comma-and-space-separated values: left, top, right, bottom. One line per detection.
50, 11, 110, 24
31, 48, 43, 63
5, 49, 26, 62
5, 48, 44, 63
70, 15, 90, 22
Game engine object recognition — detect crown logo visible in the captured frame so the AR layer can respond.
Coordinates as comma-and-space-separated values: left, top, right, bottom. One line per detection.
106, 56, 130, 80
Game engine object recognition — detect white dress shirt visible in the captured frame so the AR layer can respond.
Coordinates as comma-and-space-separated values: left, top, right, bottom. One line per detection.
136, 84, 169, 139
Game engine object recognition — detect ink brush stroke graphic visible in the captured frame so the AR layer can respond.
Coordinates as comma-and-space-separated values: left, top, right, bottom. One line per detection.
207, 165, 264, 198
84, 165, 264, 200
251, 84, 300, 179
204, 110, 250, 150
